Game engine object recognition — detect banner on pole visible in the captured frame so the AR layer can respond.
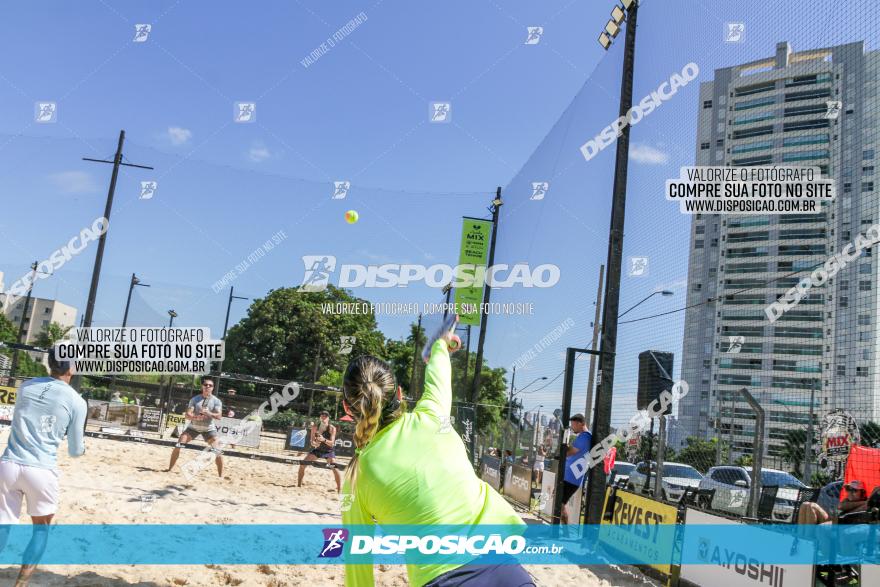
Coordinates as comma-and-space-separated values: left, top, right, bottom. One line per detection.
454, 218, 492, 326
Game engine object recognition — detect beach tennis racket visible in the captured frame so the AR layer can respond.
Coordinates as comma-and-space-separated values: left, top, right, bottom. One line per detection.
422, 314, 461, 363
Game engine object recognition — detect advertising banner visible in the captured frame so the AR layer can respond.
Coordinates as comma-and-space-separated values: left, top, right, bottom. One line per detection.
286, 427, 354, 457
680, 508, 814, 587
163, 413, 187, 434
455, 405, 476, 464
0, 386, 17, 405
480, 455, 502, 491
138, 407, 163, 432
454, 217, 492, 326
599, 488, 679, 575
213, 416, 261, 448
504, 463, 532, 506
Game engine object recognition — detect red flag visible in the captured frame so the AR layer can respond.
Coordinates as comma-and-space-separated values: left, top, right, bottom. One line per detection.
604, 446, 617, 475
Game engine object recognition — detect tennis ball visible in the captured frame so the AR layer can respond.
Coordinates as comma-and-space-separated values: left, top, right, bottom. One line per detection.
345, 210, 359, 224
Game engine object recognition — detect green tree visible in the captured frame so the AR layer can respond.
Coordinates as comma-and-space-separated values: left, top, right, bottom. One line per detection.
860, 421, 880, 448
676, 436, 722, 473
0, 314, 47, 378
781, 429, 806, 478
734, 454, 753, 468
223, 286, 386, 384
34, 322, 72, 348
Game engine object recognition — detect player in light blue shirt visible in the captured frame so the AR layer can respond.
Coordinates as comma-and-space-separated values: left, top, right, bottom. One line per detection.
166, 377, 224, 477
0, 349, 87, 585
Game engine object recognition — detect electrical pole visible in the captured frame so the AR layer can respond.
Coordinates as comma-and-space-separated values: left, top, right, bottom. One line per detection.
585, 265, 604, 422
500, 365, 516, 460
73, 130, 153, 392
471, 188, 502, 404
217, 286, 248, 395
585, 0, 639, 526
10, 261, 39, 377
410, 313, 422, 398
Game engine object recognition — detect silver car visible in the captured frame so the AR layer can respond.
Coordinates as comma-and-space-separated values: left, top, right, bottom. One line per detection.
626, 461, 703, 502
608, 461, 636, 486
698, 466, 808, 522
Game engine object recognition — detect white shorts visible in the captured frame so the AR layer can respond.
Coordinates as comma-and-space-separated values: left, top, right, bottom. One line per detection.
0, 460, 60, 523
533, 461, 545, 472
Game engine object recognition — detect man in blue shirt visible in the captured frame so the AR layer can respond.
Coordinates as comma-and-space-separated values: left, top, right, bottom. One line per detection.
561, 413, 591, 524
0, 349, 87, 584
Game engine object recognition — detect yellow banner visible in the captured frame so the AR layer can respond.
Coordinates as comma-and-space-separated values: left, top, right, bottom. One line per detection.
0, 386, 17, 405
164, 413, 187, 430
599, 488, 678, 575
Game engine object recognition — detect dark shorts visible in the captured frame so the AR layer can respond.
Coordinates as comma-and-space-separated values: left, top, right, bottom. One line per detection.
181, 427, 218, 442
425, 557, 535, 586
309, 447, 335, 459
561, 480, 581, 505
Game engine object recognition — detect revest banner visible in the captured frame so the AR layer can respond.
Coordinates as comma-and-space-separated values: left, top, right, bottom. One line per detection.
680, 508, 814, 587
599, 488, 679, 576
454, 218, 492, 326
0, 386, 17, 405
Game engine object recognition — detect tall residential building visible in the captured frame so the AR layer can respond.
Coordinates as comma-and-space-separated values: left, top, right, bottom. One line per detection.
678, 41, 879, 463
0, 294, 78, 345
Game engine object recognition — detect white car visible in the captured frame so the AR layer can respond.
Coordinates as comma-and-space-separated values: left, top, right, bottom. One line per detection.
698, 466, 808, 522
626, 461, 703, 502
608, 461, 636, 486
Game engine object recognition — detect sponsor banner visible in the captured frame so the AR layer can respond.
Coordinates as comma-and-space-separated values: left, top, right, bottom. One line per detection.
454, 218, 492, 325
540, 470, 556, 516
0, 386, 17, 405
286, 428, 355, 457
138, 407, 163, 432
680, 508, 814, 587
863, 565, 880, 584
504, 463, 532, 506
480, 455, 502, 491
214, 416, 261, 448
163, 413, 187, 432
599, 488, 678, 575
455, 405, 476, 463
288, 427, 309, 450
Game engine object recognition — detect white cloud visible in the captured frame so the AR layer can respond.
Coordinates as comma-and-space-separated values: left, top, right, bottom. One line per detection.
49, 171, 97, 195
629, 143, 669, 165
167, 126, 192, 145
248, 142, 271, 162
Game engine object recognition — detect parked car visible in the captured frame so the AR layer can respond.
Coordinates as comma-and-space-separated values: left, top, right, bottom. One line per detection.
627, 461, 703, 502
816, 480, 843, 519
608, 461, 636, 486
698, 466, 809, 522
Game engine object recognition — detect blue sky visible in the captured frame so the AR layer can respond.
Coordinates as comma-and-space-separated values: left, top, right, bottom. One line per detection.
1, 1, 874, 422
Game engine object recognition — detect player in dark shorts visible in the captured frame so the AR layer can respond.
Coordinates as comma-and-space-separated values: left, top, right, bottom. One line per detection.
297, 410, 341, 492
166, 377, 224, 477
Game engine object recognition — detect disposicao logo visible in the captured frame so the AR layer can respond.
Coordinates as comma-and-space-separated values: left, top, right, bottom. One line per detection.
319, 528, 349, 558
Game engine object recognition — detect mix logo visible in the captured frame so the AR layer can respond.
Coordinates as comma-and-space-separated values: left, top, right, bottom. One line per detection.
724, 22, 744, 43
140, 181, 158, 200
524, 27, 544, 45
825, 100, 843, 120
319, 528, 349, 558
530, 182, 549, 201
234, 102, 256, 123
35, 102, 57, 123
430, 102, 451, 123
332, 181, 351, 199
133, 24, 152, 42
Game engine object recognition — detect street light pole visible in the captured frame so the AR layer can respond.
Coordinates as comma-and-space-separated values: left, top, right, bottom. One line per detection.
619, 290, 673, 318
122, 273, 149, 328
586, 0, 639, 526
217, 286, 248, 395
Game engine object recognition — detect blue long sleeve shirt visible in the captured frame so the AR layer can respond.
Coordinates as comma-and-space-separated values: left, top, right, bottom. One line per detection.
1, 377, 87, 469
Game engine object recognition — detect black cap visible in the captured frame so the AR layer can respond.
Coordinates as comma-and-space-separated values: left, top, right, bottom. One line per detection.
570, 413, 585, 423
48, 347, 72, 374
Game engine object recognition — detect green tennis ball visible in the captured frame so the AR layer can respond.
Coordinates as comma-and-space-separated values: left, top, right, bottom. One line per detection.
345, 210, 359, 224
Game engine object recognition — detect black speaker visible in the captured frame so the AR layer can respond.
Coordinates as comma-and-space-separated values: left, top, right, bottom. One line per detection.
637, 351, 674, 413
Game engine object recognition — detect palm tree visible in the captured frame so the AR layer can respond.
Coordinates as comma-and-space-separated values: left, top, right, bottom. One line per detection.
34, 322, 72, 348
780, 429, 806, 478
